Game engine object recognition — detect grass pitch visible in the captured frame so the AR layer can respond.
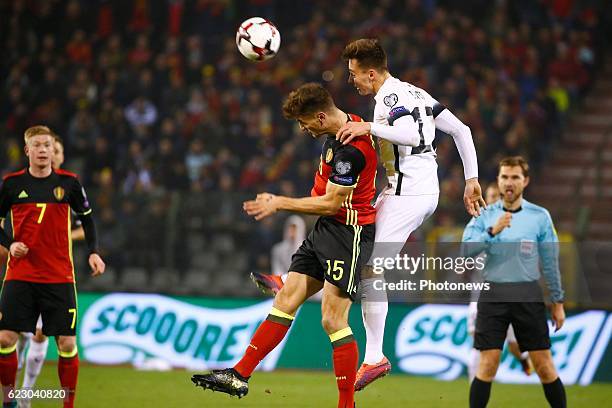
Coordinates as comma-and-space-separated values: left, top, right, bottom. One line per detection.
32, 364, 611, 407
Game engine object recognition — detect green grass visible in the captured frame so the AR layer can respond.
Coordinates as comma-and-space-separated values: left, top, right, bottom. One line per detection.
29, 364, 612, 407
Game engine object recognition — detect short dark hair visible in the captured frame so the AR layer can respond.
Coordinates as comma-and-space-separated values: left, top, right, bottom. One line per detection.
341, 38, 387, 71
52, 133, 63, 146
282, 83, 335, 119
499, 156, 529, 177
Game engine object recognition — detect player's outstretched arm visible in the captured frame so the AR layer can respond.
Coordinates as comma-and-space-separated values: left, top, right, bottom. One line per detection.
336, 118, 420, 147
243, 183, 354, 221
434, 108, 485, 216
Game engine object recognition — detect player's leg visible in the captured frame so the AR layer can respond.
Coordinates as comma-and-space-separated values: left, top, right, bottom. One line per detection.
55, 336, 78, 408
22, 320, 48, 390
467, 301, 480, 382
233, 271, 322, 377
0, 280, 39, 405
320, 281, 357, 408
192, 272, 322, 396
357, 194, 438, 390
16, 332, 31, 375
37, 282, 79, 408
0, 330, 20, 404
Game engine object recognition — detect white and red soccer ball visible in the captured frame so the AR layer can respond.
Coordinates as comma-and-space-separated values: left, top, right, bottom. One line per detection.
236, 17, 281, 61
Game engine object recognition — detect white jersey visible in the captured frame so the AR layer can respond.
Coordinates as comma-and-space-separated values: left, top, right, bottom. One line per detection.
373, 76, 443, 196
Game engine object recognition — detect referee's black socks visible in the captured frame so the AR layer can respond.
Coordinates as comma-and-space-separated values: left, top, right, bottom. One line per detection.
469, 377, 491, 408
542, 377, 567, 408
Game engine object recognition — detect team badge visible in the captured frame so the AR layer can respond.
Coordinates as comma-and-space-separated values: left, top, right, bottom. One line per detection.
335, 161, 351, 175
383, 93, 398, 108
53, 186, 65, 201
325, 148, 333, 163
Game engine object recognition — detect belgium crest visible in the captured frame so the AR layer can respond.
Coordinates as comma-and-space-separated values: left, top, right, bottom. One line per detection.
53, 186, 65, 201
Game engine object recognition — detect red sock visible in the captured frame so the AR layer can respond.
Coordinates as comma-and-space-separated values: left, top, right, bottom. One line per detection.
58, 354, 79, 408
0, 350, 17, 403
234, 318, 291, 378
333, 340, 358, 408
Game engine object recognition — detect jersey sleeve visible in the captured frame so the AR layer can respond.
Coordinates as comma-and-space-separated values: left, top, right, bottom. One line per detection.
328, 145, 366, 187
422, 89, 446, 118
67, 177, 92, 216
0, 181, 13, 248
0, 180, 10, 220
461, 213, 498, 256
538, 210, 564, 302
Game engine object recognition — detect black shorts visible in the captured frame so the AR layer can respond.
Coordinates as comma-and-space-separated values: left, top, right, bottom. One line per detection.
0, 280, 77, 336
474, 282, 550, 351
289, 217, 375, 301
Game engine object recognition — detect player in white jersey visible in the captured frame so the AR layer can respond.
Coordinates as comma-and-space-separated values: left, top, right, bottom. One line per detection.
337, 39, 486, 390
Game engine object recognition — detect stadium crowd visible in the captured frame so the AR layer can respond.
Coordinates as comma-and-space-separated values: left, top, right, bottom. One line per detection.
0, 0, 607, 294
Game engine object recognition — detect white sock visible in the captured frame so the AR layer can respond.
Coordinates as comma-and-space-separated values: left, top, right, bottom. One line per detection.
22, 338, 49, 389
361, 277, 388, 364
468, 347, 481, 382
17, 333, 32, 372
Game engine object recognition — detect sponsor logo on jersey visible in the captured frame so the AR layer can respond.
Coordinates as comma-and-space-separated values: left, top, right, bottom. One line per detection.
383, 93, 398, 108
335, 161, 351, 175
395, 304, 612, 385
18, 190, 28, 199
53, 186, 65, 201
79, 294, 289, 371
325, 148, 333, 163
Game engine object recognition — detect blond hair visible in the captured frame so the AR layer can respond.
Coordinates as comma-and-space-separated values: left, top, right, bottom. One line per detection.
24, 125, 53, 144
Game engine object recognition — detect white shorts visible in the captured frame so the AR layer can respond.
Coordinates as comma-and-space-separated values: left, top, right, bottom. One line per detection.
367, 193, 439, 265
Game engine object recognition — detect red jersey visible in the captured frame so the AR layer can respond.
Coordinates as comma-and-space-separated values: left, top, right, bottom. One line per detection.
0, 168, 93, 283
311, 113, 378, 225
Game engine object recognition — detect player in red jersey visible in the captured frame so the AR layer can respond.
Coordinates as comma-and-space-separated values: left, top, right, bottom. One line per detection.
0, 126, 105, 408
192, 83, 378, 408
14, 134, 87, 407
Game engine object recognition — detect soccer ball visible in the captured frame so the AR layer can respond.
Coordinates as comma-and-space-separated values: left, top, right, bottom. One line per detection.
236, 17, 281, 61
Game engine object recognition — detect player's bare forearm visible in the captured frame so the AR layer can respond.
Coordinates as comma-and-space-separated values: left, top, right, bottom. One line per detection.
276, 195, 341, 216
244, 184, 352, 221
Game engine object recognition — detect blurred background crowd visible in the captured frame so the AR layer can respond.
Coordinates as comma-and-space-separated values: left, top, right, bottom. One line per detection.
0, 0, 609, 296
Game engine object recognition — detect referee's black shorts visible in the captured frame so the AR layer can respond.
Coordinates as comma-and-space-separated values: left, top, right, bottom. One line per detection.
474, 281, 551, 351
289, 216, 375, 301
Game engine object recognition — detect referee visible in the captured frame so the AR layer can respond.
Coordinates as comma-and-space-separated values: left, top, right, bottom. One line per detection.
462, 156, 566, 408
